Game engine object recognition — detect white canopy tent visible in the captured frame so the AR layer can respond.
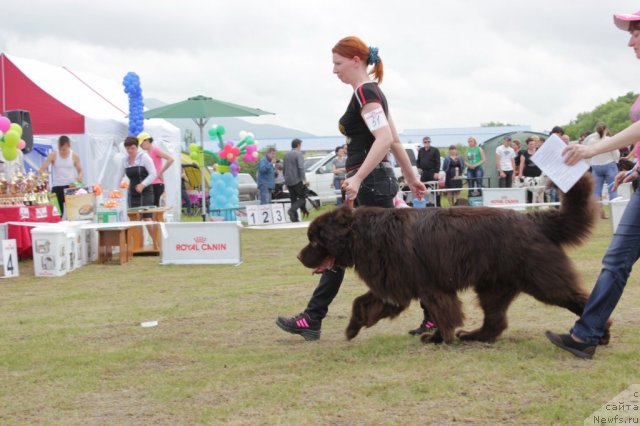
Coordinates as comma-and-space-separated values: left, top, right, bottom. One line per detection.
1, 53, 183, 219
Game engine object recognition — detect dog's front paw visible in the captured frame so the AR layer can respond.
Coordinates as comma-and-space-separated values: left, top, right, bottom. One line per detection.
420, 330, 443, 344
345, 324, 361, 340
345, 318, 363, 340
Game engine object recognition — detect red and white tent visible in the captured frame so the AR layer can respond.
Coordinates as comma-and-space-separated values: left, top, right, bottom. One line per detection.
0, 53, 182, 218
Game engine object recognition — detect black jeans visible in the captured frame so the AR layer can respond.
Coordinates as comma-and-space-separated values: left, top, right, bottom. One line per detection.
287, 181, 307, 221
152, 183, 164, 207
51, 185, 70, 217
305, 166, 399, 321
498, 171, 513, 188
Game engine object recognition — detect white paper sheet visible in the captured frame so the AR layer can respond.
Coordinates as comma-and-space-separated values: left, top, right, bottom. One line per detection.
531, 134, 589, 193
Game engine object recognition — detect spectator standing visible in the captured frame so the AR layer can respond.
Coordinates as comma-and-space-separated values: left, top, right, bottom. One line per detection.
138, 132, 175, 207
546, 9, 640, 358
274, 161, 285, 196
37, 135, 83, 217
181, 168, 192, 215
465, 136, 485, 196
442, 145, 464, 206
584, 122, 620, 218
417, 136, 441, 206
512, 139, 522, 179
332, 145, 347, 205
257, 147, 277, 205
495, 135, 516, 188
115, 137, 157, 215
283, 138, 307, 222
518, 137, 542, 203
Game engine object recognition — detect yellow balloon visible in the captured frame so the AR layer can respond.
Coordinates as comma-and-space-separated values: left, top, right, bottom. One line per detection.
9, 123, 22, 137
3, 130, 19, 147
2, 146, 17, 161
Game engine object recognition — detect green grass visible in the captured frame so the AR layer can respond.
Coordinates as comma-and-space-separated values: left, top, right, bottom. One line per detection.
0, 208, 638, 424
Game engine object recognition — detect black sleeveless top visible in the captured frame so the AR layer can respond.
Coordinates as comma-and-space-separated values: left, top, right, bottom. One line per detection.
338, 82, 389, 171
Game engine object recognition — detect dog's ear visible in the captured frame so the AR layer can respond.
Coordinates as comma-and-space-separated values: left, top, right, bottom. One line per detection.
318, 208, 354, 261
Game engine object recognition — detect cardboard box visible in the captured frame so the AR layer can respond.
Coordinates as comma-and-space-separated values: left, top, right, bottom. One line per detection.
96, 208, 118, 223
31, 227, 68, 277
64, 187, 96, 221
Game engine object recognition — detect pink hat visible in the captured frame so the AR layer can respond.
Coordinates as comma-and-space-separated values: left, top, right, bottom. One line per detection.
613, 10, 640, 31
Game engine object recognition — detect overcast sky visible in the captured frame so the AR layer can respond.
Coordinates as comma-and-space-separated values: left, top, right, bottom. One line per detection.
3, 1, 640, 136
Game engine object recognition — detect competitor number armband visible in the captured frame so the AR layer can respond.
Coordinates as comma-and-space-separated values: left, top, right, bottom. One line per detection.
362, 106, 389, 132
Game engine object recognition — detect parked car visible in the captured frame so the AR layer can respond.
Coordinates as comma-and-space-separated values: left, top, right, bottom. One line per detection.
237, 173, 258, 201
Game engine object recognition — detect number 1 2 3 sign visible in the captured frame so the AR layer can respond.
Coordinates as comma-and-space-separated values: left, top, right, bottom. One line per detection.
246, 204, 289, 225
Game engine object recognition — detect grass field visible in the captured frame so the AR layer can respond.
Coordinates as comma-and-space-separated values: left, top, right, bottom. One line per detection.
1, 208, 639, 425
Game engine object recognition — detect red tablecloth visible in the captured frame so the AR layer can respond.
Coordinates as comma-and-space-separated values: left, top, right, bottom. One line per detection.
2, 205, 62, 259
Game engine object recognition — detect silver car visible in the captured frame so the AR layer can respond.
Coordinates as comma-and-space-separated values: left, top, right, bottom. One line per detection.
237, 173, 258, 201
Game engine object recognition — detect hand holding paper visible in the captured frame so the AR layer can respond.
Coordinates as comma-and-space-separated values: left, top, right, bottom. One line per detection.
561, 141, 596, 166
531, 135, 589, 193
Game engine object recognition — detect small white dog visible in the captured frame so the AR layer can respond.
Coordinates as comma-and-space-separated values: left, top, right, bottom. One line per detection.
520, 176, 546, 204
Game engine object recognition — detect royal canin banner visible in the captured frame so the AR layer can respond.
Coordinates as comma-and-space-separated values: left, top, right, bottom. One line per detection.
160, 222, 241, 264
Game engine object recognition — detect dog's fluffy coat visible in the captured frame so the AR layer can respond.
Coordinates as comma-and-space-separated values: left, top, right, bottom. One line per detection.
298, 175, 610, 344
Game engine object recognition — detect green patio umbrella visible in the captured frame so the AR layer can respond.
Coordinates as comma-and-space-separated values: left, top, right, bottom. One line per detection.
144, 95, 274, 220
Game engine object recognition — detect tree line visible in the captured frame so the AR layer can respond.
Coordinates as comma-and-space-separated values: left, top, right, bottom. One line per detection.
563, 92, 637, 139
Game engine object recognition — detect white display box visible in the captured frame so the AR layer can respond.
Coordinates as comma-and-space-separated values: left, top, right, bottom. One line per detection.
31, 227, 69, 277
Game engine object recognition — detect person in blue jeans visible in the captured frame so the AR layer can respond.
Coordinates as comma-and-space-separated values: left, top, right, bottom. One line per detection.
584, 122, 620, 218
465, 136, 485, 197
546, 9, 640, 359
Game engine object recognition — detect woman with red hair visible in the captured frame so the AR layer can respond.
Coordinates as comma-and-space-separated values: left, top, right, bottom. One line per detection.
277, 36, 435, 340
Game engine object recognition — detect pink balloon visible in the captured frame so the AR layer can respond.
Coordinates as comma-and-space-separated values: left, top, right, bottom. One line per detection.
17, 139, 26, 150
0, 117, 10, 133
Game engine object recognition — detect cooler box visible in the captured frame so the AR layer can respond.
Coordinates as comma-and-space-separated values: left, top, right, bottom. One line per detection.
31, 227, 69, 277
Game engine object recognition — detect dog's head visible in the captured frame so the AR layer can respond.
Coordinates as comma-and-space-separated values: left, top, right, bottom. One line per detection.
298, 206, 355, 273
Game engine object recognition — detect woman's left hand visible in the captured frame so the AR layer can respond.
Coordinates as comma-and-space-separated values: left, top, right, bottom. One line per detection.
135, 183, 145, 194
342, 176, 362, 201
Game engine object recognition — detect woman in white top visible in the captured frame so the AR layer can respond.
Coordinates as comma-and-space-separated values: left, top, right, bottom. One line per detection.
38, 135, 83, 217
584, 122, 620, 218
116, 136, 157, 217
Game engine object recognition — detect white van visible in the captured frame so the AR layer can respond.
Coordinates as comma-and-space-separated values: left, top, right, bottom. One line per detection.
304, 143, 421, 205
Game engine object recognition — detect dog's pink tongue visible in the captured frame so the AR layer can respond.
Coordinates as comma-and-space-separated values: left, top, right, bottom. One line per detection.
313, 256, 335, 274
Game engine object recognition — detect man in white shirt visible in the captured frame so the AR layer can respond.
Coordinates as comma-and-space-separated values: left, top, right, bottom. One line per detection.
495, 135, 516, 188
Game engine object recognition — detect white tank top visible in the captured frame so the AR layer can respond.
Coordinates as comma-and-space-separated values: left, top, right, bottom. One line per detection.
51, 150, 77, 186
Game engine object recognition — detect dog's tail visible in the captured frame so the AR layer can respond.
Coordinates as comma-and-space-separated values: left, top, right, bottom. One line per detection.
536, 173, 598, 247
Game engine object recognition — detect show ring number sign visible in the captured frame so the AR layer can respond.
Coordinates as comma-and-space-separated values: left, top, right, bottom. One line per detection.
246, 203, 289, 225
2, 239, 19, 278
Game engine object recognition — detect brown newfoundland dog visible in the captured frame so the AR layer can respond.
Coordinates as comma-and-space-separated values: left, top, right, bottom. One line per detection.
298, 174, 610, 345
